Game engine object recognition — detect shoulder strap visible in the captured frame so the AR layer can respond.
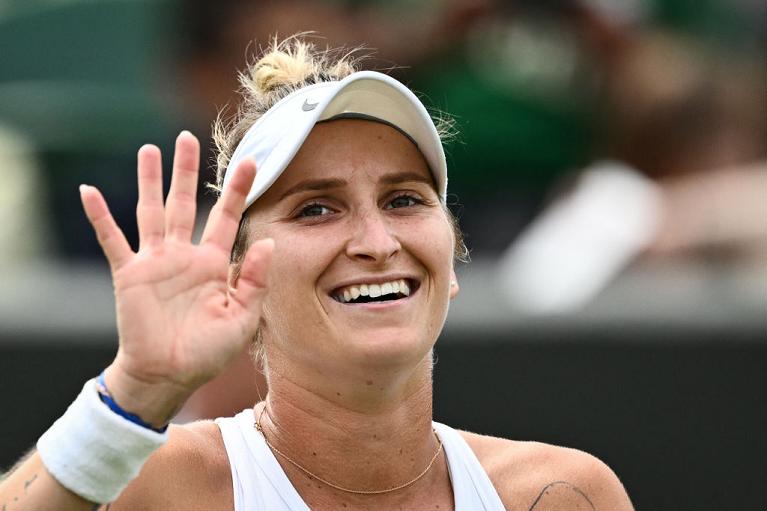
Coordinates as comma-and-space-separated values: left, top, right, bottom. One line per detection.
216, 410, 310, 511
434, 422, 507, 511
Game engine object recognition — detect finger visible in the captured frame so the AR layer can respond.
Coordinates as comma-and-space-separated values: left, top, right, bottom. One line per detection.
136, 144, 165, 249
165, 131, 200, 242
80, 185, 133, 270
200, 158, 256, 252
230, 238, 274, 324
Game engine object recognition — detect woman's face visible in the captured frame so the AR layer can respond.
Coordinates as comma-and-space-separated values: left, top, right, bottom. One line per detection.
245, 119, 457, 377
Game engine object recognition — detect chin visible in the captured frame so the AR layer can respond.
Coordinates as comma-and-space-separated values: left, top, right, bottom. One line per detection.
340, 326, 437, 369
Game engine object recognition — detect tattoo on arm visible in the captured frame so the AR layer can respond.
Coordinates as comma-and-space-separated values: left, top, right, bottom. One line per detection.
2, 468, 107, 511
528, 481, 596, 511
1, 471, 39, 510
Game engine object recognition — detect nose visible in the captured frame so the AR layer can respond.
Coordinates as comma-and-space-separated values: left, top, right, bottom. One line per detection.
345, 209, 401, 263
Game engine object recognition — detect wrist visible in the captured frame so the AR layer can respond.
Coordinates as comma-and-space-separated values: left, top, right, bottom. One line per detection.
97, 372, 168, 433
103, 365, 191, 429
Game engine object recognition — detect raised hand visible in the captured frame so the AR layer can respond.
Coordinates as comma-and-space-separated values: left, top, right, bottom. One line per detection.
79, 131, 273, 427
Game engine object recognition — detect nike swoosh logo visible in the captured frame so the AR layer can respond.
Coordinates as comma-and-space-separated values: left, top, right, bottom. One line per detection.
302, 99, 319, 111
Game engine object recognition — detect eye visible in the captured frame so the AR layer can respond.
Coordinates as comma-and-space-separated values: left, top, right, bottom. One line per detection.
298, 203, 333, 218
386, 194, 422, 209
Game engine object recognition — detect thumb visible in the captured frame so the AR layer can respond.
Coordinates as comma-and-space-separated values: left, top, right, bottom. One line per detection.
230, 238, 275, 321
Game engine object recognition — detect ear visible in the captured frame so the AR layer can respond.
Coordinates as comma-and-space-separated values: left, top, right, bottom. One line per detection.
449, 269, 460, 299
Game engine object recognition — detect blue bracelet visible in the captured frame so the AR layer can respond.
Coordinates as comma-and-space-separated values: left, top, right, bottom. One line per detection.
96, 372, 168, 433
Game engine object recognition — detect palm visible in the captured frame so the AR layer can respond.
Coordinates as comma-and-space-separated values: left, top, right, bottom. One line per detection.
114, 244, 240, 386
80, 132, 272, 414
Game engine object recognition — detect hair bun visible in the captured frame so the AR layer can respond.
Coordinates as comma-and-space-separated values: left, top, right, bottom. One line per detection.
251, 42, 316, 93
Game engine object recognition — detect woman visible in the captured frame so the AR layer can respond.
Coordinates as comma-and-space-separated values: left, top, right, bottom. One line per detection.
1, 38, 632, 510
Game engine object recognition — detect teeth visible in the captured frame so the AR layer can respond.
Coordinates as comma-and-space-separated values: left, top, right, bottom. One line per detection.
334, 279, 413, 303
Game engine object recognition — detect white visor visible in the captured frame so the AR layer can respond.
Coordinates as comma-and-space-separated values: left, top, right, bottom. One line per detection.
223, 70, 447, 209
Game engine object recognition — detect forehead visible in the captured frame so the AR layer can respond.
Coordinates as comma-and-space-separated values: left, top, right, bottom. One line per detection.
255, 119, 435, 203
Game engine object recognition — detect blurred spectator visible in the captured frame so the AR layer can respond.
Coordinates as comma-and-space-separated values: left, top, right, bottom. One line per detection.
498, 28, 767, 313
0, 124, 49, 266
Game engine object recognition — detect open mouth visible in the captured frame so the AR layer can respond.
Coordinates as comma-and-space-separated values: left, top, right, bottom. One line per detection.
332, 279, 419, 304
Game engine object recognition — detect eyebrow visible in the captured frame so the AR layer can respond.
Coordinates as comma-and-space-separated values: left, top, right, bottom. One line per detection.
279, 178, 347, 201
379, 171, 435, 188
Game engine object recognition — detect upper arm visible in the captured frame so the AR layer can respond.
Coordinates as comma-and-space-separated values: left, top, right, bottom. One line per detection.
525, 451, 632, 511
576, 453, 633, 510
514, 447, 634, 511
465, 434, 633, 511
108, 422, 231, 511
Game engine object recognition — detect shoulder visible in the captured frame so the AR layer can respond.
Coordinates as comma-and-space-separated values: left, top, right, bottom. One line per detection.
459, 430, 634, 511
108, 420, 232, 511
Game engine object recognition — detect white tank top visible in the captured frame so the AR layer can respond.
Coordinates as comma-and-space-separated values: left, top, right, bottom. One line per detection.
215, 409, 506, 510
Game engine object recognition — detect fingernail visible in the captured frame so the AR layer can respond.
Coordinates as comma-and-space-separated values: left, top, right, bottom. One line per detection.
179, 130, 192, 138
79, 184, 89, 193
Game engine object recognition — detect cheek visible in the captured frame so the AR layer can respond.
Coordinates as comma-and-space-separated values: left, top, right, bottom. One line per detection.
412, 215, 455, 265
261, 229, 336, 325
260, 265, 311, 345
265, 244, 313, 309
398, 214, 455, 297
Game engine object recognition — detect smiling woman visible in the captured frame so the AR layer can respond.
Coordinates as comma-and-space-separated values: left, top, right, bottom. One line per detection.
0, 36, 633, 510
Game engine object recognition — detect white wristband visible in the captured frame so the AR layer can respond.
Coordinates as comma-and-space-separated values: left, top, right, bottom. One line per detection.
37, 378, 168, 503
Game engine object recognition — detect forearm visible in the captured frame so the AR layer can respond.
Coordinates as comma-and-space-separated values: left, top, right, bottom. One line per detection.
1, 452, 101, 511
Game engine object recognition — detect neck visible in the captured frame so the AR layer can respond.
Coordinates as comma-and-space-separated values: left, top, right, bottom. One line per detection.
258, 353, 440, 495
